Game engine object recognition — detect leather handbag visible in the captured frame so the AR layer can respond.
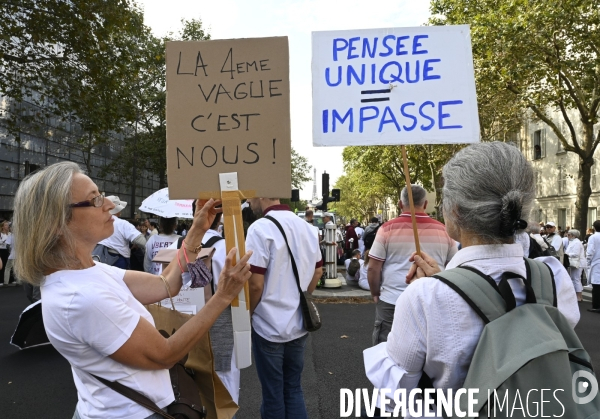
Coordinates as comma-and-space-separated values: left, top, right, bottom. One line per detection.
92, 292, 207, 419
92, 353, 206, 419
265, 216, 322, 332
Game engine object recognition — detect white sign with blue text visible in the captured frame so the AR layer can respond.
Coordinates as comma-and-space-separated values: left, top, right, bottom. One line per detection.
312, 25, 480, 146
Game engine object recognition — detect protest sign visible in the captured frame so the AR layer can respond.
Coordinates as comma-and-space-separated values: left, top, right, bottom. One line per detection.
312, 25, 479, 146
166, 37, 291, 199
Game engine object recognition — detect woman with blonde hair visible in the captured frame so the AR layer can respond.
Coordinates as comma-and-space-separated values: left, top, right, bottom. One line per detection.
13, 162, 252, 419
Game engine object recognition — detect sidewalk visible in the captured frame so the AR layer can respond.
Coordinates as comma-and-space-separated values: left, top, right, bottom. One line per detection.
312, 272, 372, 300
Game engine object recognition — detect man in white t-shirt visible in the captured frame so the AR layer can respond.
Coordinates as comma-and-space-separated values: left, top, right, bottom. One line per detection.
544, 221, 564, 263
97, 196, 146, 269
344, 249, 363, 284
246, 198, 323, 419
355, 222, 365, 255
144, 217, 179, 275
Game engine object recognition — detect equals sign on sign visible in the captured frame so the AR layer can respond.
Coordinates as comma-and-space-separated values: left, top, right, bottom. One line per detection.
361, 88, 391, 103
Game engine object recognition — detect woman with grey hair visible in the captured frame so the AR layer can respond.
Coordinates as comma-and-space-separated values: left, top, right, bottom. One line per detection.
565, 229, 585, 302
12, 162, 252, 419
363, 142, 579, 418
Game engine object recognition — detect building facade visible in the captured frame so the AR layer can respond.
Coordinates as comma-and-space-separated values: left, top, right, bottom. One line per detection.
515, 111, 600, 229
0, 95, 162, 220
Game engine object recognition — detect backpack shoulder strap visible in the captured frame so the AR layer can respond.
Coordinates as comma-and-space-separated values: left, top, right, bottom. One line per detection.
433, 267, 509, 324
524, 258, 557, 307
203, 235, 224, 248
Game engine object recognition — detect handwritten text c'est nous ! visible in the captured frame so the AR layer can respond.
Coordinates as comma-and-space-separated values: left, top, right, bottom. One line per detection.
174, 48, 284, 168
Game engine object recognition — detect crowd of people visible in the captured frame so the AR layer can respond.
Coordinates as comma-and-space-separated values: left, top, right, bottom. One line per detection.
3, 141, 597, 418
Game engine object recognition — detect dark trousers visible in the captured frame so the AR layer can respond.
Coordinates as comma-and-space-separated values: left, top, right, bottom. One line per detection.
0, 248, 8, 284
593, 284, 600, 309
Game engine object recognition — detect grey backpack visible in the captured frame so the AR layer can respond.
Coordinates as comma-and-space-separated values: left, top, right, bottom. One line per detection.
432, 259, 600, 419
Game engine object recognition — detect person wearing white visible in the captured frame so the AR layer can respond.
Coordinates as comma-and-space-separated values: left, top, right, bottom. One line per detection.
565, 229, 585, 302
356, 223, 365, 255
544, 221, 564, 263
363, 143, 579, 418
246, 199, 323, 419
3, 228, 17, 286
144, 217, 179, 275
357, 250, 371, 291
0, 220, 11, 286
585, 220, 600, 313
531, 227, 549, 251
98, 196, 146, 269
344, 249, 363, 284
11, 162, 252, 419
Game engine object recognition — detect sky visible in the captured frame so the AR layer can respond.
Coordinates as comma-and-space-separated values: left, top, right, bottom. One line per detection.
137, 0, 432, 200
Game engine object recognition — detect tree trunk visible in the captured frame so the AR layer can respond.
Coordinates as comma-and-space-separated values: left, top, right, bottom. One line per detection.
574, 123, 595, 232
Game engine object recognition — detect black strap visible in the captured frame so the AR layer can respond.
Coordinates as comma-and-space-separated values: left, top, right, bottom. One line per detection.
91, 374, 175, 419
177, 236, 184, 249
264, 216, 303, 295
201, 235, 224, 295
203, 235, 224, 248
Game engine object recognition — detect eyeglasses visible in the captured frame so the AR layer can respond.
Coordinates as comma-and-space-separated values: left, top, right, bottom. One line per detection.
70, 193, 104, 208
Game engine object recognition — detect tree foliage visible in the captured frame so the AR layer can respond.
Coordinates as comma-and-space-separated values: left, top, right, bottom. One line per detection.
430, 0, 600, 232
0, 0, 148, 172
340, 143, 464, 219
291, 148, 312, 189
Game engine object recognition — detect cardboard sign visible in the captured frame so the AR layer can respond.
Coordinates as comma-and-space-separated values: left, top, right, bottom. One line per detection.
166, 37, 291, 199
312, 25, 480, 146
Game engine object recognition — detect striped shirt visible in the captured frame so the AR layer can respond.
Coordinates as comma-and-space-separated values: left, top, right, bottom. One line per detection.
370, 212, 457, 305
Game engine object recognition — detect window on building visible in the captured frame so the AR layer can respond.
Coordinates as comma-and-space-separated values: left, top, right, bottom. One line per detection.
592, 161, 598, 191
557, 136, 565, 153
558, 165, 567, 195
588, 208, 597, 228
535, 171, 542, 197
533, 129, 545, 160
558, 208, 567, 230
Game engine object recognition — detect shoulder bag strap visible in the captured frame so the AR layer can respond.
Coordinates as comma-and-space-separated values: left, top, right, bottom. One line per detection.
203, 235, 224, 248
91, 374, 176, 419
202, 235, 224, 295
264, 215, 303, 294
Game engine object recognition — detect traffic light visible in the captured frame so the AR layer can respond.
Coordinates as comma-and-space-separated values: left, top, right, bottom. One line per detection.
291, 189, 300, 202
331, 189, 340, 202
316, 173, 341, 212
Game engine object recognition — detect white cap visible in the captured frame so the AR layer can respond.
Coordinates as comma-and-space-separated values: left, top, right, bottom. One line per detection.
545, 221, 556, 227
323, 212, 333, 217
106, 196, 127, 215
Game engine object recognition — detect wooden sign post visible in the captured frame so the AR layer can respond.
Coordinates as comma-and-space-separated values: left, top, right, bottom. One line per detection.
166, 37, 291, 369
312, 25, 480, 251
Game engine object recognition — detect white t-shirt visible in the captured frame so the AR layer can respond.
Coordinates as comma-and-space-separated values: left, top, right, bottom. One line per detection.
344, 257, 363, 283
6, 234, 15, 259
0, 232, 10, 249
98, 217, 141, 258
358, 263, 370, 290
41, 263, 173, 419
246, 207, 322, 342
144, 234, 180, 274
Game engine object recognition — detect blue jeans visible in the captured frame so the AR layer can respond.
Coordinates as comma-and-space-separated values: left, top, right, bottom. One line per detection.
113, 255, 130, 269
252, 329, 308, 419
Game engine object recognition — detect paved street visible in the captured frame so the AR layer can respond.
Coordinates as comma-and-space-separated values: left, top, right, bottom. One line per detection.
0, 285, 598, 418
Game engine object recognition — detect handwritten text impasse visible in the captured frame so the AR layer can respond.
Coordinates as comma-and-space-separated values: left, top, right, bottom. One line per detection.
166, 37, 291, 199
312, 27, 480, 146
